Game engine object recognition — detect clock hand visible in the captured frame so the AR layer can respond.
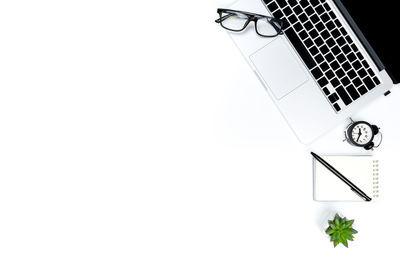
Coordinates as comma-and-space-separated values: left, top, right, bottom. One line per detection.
357, 129, 362, 142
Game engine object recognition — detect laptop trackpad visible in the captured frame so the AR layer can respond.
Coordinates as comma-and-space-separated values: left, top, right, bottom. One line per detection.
250, 38, 309, 100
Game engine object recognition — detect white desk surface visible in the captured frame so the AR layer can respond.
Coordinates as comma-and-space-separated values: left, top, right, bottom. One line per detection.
0, 0, 399, 266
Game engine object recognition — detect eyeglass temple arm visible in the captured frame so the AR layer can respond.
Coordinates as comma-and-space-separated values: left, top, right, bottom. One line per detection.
215, 14, 233, 23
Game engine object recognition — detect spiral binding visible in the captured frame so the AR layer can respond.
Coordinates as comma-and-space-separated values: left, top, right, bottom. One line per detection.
373, 160, 379, 198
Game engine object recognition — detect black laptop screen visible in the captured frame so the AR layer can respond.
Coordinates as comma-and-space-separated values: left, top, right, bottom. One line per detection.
340, 0, 400, 83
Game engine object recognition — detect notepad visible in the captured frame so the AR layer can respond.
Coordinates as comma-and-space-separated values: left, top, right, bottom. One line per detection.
313, 155, 379, 201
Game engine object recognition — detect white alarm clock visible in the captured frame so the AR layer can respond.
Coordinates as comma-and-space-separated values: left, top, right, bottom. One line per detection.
344, 119, 382, 150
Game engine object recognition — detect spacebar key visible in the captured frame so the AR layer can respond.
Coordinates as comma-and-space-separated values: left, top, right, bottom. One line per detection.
284, 27, 316, 70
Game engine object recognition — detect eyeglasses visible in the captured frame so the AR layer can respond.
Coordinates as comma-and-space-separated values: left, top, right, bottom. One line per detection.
215, 8, 285, 37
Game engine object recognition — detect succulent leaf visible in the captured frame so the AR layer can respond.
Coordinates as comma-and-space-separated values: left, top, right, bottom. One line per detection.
349, 228, 358, 234
325, 228, 334, 235
325, 214, 357, 248
344, 219, 354, 228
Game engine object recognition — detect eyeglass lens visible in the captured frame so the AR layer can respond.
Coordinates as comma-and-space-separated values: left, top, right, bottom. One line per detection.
219, 11, 281, 37
219, 12, 249, 31
256, 18, 281, 37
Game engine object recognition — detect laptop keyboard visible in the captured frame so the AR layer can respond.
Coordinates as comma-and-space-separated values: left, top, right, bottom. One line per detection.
263, 0, 381, 113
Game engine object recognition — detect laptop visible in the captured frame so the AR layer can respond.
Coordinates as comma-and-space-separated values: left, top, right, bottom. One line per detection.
224, 0, 399, 144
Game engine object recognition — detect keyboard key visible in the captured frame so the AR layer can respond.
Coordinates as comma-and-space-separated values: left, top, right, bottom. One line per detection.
321, 30, 330, 39
277, 0, 288, 8
330, 60, 340, 70
363, 76, 375, 90
334, 19, 342, 27
323, 87, 330, 95
293, 5, 302, 15
336, 68, 345, 78
323, 3, 330, 11
316, 5, 325, 14
347, 53, 357, 63
320, 62, 329, 71
353, 77, 362, 87
367, 68, 375, 76
300, 0, 309, 8
341, 76, 351, 86
348, 69, 357, 79
272, 10, 284, 19
328, 10, 336, 20
285, 28, 317, 69
320, 13, 330, 22
288, 14, 298, 24
267, 2, 279, 12
373, 76, 381, 86
304, 21, 313, 30
315, 22, 325, 32
311, 67, 323, 79
288, 0, 297, 6
339, 27, 347, 36
356, 52, 363, 60
342, 62, 351, 71
336, 86, 352, 105
304, 38, 313, 48
337, 54, 346, 63
346, 84, 360, 100
333, 103, 341, 112
331, 77, 340, 87
305, 6, 314, 16
326, 70, 335, 80
310, 14, 319, 24
299, 30, 308, 40
330, 29, 340, 38
342, 44, 351, 54
325, 52, 334, 62
310, 0, 320, 6
314, 37, 324, 46
358, 85, 368, 95
309, 29, 318, 38
326, 38, 335, 47
326, 21, 335, 31
351, 44, 358, 53
329, 93, 339, 103
352, 61, 362, 70
315, 54, 324, 64
337, 37, 346, 46
331, 45, 340, 55
361, 60, 369, 68
293, 22, 303, 32
299, 13, 308, 23
283, 6, 293, 16
310, 46, 319, 56
358, 68, 367, 78
318, 77, 329, 87
319, 45, 329, 54
345, 35, 353, 44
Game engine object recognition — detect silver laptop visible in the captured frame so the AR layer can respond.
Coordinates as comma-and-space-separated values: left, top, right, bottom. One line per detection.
222, 0, 395, 144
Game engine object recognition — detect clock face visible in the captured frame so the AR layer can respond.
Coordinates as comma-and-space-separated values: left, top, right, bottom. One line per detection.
351, 123, 373, 145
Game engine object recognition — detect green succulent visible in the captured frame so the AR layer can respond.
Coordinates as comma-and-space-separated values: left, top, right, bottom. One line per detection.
325, 213, 358, 248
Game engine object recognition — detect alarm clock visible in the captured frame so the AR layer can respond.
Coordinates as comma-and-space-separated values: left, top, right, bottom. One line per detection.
344, 119, 382, 150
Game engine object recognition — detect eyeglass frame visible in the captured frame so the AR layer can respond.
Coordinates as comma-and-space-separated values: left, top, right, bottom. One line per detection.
215, 8, 285, 37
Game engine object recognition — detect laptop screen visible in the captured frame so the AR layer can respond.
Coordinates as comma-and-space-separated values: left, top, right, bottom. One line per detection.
340, 0, 400, 83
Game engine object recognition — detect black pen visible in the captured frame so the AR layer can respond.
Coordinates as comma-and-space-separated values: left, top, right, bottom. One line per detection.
311, 152, 372, 202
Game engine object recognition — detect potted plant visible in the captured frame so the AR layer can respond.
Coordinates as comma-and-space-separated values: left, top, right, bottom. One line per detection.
325, 213, 358, 248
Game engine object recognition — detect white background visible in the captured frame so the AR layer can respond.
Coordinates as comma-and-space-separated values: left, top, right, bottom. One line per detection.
1, 0, 399, 266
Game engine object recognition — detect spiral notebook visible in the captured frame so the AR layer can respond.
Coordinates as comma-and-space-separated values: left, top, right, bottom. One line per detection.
313, 155, 379, 201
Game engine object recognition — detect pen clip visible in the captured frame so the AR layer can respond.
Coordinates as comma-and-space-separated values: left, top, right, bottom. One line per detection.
351, 188, 371, 202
